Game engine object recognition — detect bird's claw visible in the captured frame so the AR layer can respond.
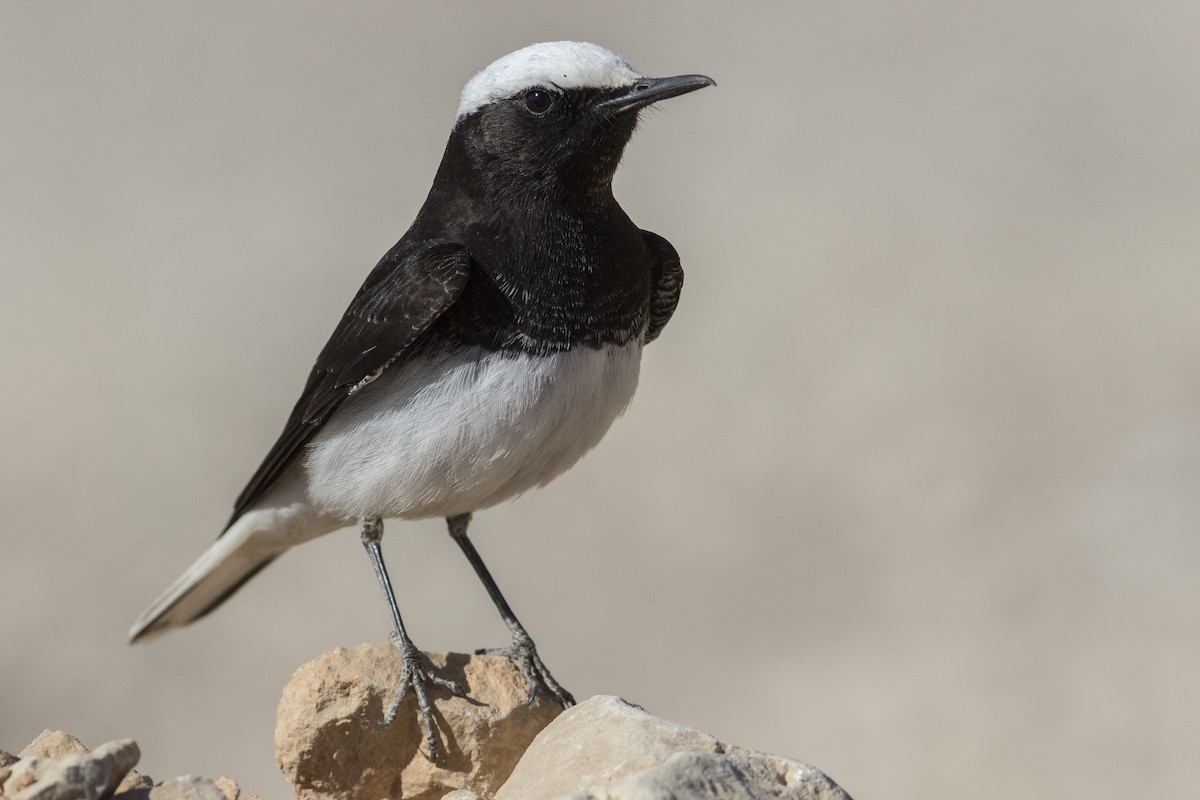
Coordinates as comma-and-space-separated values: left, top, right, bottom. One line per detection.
477, 632, 575, 708
383, 633, 466, 762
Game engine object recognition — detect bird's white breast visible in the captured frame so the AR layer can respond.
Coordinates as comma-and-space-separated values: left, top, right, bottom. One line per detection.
304, 343, 642, 521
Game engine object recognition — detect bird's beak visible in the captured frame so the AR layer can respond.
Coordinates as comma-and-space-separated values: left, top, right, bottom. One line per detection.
596, 74, 716, 115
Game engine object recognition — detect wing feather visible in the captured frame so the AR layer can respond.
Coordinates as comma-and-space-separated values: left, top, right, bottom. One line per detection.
642, 230, 684, 344
225, 238, 471, 528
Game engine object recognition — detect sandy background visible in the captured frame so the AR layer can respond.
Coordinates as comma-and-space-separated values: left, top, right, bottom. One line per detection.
3, 3, 1198, 799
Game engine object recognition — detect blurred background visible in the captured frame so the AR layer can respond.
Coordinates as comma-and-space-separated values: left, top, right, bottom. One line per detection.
3, 2, 1198, 799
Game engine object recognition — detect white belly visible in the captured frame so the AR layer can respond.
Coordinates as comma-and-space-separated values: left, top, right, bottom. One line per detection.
303, 342, 643, 520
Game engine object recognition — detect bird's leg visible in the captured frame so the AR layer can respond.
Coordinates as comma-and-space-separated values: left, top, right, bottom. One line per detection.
360, 516, 461, 761
446, 513, 575, 708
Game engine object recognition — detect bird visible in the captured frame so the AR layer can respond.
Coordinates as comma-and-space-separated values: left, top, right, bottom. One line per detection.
129, 40, 713, 760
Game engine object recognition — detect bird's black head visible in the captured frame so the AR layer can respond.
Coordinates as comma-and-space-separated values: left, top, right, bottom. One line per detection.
445, 42, 714, 202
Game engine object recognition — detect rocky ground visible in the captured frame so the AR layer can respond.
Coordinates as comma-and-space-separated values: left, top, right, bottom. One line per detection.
0, 730, 253, 800
3, 645, 851, 800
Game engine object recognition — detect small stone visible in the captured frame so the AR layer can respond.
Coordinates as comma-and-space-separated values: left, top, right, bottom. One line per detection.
495, 696, 721, 799
6, 739, 140, 800
440, 793, 486, 800
213, 776, 239, 800
116, 769, 154, 795
275, 646, 562, 800
4, 758, 43, 795
147, 776, 226, 800
1, 752, 20, 791
18, 733, 88, 760
493, 696, 851, 800
580, 751, 852, 799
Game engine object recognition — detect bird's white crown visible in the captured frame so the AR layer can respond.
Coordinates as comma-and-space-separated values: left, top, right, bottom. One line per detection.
456, 41, 641, 120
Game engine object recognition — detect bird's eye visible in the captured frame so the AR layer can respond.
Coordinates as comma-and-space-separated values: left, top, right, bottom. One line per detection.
523, 88, 554, 115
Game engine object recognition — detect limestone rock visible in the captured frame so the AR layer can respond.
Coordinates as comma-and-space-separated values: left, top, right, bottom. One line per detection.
213, 776, 238, 800
17, 733, 88, 760
209, 776, 256, 800
275, 645, 563, 800
115, 769, 155, 796
145, 776, 226, 800
1, 734, 246, 800
2, 738, 140, 800
576, 751, 850, 800
7, 733, 150, 798
494, 696, 852, 800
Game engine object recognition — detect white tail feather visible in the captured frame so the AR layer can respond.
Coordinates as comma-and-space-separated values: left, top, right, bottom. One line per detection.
128, 511, 288, 642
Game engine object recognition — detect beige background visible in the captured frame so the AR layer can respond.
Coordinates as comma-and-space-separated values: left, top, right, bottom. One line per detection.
3, 3, 1198, 799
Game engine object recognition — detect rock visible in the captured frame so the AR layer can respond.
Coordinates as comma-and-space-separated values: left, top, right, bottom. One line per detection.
439, 793, 485, 800
213, 776, 239, 800
10, 732, 150, 798
579, 751, 850, 800
0, 754, 18, 793
3, 760, 37, 796
17, 733, 88, 760
115, 769, 155, 795
2, 739, 140, 800
0, 735, 246, 800
493, 696, 716, 799
145, 776, 227, 800
275, 645, 563, 800
493, 696, 852, 800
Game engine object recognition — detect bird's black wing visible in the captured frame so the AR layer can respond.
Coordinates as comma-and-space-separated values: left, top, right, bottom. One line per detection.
225, 238, 472, 529
641, 230, 684, 344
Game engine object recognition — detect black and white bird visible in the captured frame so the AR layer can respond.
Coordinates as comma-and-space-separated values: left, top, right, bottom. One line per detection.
130, 41, 712, 758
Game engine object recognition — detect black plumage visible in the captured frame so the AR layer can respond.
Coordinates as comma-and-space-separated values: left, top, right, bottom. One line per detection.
131, 42, 711, 763
228, 86, 685, 526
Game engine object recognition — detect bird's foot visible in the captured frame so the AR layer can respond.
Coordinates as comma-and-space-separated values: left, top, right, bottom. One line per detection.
383, 632, 466, 762
477, 631, 575, 708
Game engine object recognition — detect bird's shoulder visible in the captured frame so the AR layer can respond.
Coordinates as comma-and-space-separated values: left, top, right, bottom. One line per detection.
640, 229, 684, 344
316, 237, 473, 397
226, 237, 472, 527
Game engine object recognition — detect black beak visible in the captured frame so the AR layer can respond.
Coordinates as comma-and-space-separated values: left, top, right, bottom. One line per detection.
596, 74, 716, 115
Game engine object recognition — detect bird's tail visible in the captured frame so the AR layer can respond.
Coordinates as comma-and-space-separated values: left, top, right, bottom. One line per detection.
128, 511, 287, 643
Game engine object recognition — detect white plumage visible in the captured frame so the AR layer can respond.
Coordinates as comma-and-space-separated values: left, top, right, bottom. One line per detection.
456, 41, 641, 119
306, 342, 643, 519
129, 341, 643, 640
